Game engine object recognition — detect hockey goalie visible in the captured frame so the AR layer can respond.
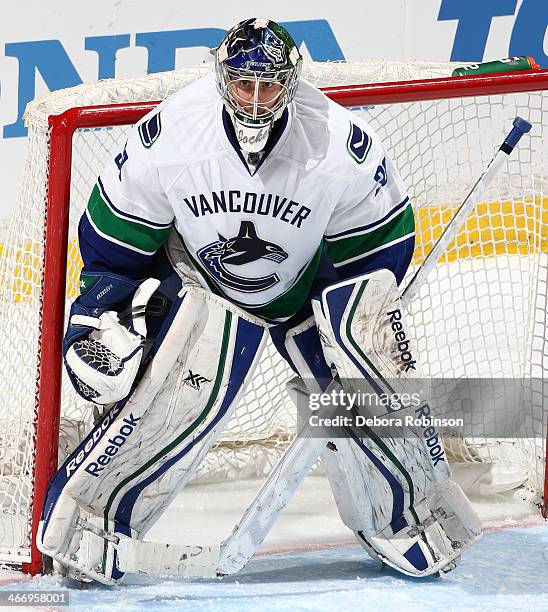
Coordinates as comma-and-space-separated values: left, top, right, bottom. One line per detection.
37, 18, 482, 584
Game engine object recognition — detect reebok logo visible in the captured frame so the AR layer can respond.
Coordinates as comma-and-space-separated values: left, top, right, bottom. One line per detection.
83, 413, 141, 477
415, 403, 446, 467
387, 309, 417, 373
65, 404, 123, 478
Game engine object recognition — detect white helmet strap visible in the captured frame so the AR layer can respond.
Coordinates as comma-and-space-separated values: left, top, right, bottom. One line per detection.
231, 113, 273, 153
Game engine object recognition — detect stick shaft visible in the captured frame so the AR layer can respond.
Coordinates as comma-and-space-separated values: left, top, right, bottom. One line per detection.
401, 116, 531, 309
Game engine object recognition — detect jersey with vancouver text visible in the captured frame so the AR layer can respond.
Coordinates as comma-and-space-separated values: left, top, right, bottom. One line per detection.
78, 72, 414, 321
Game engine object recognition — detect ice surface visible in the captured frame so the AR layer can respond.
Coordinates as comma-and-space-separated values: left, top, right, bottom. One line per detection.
0, 524, 546, 612
0, 475, 546, 611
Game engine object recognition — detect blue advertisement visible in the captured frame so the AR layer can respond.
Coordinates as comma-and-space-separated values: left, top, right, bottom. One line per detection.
2, 4, 547, 140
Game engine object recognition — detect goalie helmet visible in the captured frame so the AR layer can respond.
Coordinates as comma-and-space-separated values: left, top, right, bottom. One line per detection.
216, 18, 302, 154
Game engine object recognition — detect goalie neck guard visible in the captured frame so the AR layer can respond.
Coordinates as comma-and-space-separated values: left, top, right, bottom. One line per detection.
215, 18, 302, 154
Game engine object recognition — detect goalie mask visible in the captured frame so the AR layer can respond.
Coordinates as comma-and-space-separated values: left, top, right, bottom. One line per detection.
216, 18, 302, 153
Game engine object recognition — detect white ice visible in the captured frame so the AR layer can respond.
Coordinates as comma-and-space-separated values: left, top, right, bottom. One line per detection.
0, 475, 546, 611
0, 524, 546, 612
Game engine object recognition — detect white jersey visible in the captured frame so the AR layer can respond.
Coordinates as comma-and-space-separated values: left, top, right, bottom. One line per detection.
82, 72, 413, 321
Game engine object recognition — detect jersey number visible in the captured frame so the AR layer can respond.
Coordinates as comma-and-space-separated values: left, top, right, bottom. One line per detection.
374, 157, 387, 195
115, 144, 128, 181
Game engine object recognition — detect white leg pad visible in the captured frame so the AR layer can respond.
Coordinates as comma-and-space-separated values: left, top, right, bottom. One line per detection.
311, 270, 482, 576
37, 285, 268, 584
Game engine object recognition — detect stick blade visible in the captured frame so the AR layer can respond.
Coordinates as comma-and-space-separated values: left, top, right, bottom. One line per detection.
117, 538, 221, 578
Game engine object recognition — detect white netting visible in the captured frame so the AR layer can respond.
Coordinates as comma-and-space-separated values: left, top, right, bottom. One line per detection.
0, 60, 546, 564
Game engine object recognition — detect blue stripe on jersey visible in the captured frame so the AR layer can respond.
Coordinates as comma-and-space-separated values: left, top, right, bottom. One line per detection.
325, 197, 410, 241
335, 234, 415, 286
78, 212, 156, 277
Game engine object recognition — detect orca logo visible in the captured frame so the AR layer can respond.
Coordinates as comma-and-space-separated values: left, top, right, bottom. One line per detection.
261, 27, 286, 65
197, 221, 288, 293
183, 370, 211, 390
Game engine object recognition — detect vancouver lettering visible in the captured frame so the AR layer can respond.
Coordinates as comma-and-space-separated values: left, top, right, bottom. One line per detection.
183, 190, 311, 228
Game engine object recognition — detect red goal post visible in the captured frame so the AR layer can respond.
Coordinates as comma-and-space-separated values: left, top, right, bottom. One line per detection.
10, 65, 548, 575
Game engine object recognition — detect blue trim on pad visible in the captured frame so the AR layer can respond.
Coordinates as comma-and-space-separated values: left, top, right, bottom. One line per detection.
112, 317, 264, 529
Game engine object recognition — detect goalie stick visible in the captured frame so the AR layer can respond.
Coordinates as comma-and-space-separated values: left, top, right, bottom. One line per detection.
401, 116, 532, 308
112, 116, 532, 578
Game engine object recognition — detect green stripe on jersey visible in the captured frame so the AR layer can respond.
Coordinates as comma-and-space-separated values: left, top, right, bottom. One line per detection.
327, 204, 415, 265
87, 184, 171, 254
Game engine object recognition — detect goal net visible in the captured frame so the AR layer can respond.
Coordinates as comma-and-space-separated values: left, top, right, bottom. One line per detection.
0, 60, 546, 573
